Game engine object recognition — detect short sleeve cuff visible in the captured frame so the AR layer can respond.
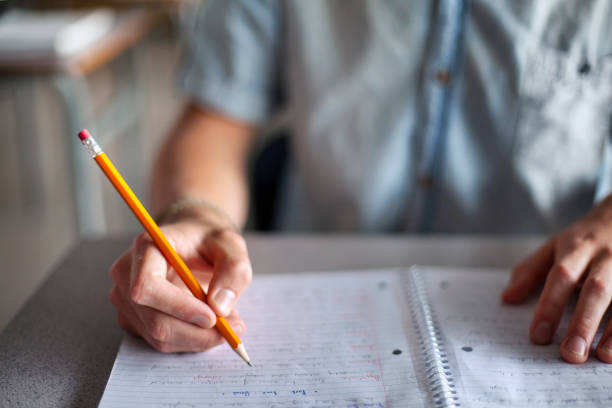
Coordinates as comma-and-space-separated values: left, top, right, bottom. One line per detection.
179, 58, 274, 125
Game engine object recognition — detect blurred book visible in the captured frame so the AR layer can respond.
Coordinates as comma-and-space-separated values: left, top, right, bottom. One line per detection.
0, 8, 116, 63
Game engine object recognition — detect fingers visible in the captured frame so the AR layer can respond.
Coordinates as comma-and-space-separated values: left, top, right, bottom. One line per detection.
529, 240, 596, 345
142, 307, 245, 353
112, 281, 246, 353
129, 233, 170, 285
202, 230, 253, 316
502, 240, 554, 304
596, 317, 612, 363
561, 253, 612, 363
109, 227, 252, 353
129, 234, 217, 328
138, 307, 245, 353
111, 285, 143, 336
116, 311, 140, 337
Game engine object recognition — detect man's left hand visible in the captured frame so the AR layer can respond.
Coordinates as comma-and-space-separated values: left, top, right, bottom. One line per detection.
502, 195, 612, 364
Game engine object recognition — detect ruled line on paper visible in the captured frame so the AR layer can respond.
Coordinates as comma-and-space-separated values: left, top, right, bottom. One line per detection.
423, 268, 612, 408
99, 271, 425, 408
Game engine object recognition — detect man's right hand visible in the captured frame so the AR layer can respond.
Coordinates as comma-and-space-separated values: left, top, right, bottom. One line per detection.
109, 219, 252, 353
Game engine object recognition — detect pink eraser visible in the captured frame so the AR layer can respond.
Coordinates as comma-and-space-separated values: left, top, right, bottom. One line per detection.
78, 129, 92, 141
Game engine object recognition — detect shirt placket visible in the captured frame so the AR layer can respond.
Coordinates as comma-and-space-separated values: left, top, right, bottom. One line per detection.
408, 0, 467, 232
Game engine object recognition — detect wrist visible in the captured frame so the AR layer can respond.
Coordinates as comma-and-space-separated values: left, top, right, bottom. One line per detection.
154, 197, 238, 231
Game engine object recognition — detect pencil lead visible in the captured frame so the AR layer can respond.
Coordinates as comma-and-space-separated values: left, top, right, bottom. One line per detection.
247, 361, 254, 367
233, 343, 251, 366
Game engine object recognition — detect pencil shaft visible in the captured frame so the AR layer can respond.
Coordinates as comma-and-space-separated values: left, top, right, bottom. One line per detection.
90, 151, 246, 353
94, 153, 206, 301
78, 129, 251, 365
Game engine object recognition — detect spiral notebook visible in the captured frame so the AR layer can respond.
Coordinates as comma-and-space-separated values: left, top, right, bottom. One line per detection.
99, 267, 612, 407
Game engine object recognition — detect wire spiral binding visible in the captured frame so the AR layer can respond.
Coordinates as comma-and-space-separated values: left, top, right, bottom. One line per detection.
406, 267, 460, 408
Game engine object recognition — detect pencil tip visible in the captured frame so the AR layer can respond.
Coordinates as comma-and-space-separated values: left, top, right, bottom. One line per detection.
233, 343, 252, 367
247, 361, 254, 367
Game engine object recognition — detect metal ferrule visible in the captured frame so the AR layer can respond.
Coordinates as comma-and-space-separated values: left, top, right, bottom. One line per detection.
81, 136, 102, 158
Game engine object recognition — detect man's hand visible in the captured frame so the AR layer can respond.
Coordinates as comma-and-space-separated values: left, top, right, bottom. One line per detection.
502, 195, 612, 364
109, 221, 251, 353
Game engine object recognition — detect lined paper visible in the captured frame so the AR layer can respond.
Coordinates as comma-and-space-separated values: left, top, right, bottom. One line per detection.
99, 271, 424, 408
422, 267, 612, 407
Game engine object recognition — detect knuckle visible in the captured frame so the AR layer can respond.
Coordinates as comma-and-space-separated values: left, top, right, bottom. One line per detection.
149, 339, 172, 353
218, 229, 247, 251
560, 230, 579, 247
108, 263, 117, 281
228, 258, 252, 285
129, 276, 150, 305
566, 239, 582, 253
244, 268, 253, 286
149, 316, 169, 343
551, 264, 576, 284
583, 231, 597, 242
234, 321, 246, 334
132, 233, 150, 251
585, 276, 610, 298
564, 232, 594, 252
109, 259, 122, 282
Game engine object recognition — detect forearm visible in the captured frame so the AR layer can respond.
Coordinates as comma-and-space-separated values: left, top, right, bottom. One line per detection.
151, 105, 254, 228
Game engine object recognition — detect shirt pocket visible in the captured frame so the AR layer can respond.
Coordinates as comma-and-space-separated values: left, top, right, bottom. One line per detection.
513, 45, 612, 227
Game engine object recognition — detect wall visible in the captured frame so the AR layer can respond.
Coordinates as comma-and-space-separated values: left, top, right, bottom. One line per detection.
0, 31, 184, 331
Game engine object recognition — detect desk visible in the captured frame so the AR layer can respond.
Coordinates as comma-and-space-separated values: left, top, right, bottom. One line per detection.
0, 235, 542, 407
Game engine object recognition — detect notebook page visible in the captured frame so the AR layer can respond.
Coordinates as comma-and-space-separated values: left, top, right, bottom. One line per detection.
421, 267, 612, 407
99, 270, 424, 408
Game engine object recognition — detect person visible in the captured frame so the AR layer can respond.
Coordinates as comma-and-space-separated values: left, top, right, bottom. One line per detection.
108, 1, 612, 364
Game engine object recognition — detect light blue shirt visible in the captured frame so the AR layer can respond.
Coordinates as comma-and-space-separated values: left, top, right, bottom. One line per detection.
180, 0, 612, 234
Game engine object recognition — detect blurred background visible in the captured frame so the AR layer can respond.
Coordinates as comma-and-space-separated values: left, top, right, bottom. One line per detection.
0, 0, 202, 330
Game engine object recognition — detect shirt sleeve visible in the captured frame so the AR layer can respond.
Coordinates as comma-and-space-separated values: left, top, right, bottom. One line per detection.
178, 0, 283, 124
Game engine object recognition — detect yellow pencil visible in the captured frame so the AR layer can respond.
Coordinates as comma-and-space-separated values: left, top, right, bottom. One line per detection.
78, 129, 251, 366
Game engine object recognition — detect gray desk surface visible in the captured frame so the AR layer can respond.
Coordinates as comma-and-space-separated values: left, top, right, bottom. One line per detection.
0, 234, 543, 407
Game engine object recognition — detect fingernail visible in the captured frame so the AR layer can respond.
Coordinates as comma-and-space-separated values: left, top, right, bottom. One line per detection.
533, 321, 552, 344
503, 277, 518, 293
232, 321, 246, 334
601, 337, 612, 353
211, 289, 236, 316
565, 336, 587, 356
191, 315, 211, 328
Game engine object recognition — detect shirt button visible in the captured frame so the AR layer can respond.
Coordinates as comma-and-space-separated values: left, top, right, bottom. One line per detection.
435, 69, 452, 85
